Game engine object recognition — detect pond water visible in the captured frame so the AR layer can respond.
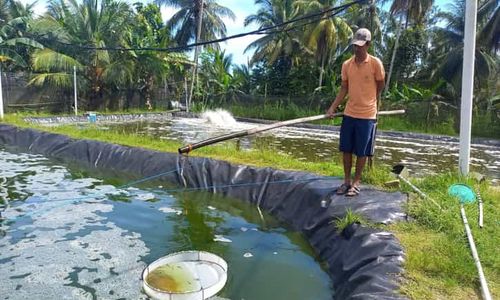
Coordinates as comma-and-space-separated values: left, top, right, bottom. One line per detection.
0, 147, 332, 299
101, 113, 500, 185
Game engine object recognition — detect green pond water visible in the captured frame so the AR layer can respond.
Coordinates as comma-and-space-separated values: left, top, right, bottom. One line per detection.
0, 147, 332, 299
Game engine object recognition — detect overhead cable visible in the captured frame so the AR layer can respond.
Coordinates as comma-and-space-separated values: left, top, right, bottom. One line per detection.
50, 0, 367, 53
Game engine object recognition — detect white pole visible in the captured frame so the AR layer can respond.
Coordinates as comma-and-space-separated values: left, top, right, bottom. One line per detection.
0, 66, 4, 120
477, 190, 484, 228
460, 205, 492, 300
73, 66, 78, 115
458, 0, 478, 175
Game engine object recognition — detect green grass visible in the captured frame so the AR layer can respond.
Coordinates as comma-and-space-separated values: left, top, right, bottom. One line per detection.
1, 113, 499, 299
331, 209, 367, 233
378, 115, 457, 136
390, 173, 499, 299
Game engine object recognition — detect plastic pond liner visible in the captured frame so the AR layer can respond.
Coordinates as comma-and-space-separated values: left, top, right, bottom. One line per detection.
0, 124, 407, 299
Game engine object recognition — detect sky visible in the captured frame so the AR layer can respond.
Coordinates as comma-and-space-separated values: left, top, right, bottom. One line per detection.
24, 0, 455, 66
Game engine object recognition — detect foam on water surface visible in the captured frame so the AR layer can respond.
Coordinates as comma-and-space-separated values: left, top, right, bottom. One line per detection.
0, 202, 149, 299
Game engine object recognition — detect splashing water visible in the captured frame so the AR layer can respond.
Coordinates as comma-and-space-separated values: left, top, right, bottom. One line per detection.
200, 109, 237, 127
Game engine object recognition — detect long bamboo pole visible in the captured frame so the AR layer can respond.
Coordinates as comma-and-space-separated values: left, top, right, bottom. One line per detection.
178, 109, 405, 154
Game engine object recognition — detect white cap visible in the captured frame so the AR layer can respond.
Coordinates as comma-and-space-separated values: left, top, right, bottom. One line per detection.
351, 28, 371, 46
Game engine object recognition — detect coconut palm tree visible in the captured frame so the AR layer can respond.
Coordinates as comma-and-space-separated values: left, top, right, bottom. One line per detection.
343, 0, 383, 49
388, 0, 434, 28
293, 0, 351, 88
431, 0, 498, 86
0, 11, 42, 69
156, 0, 235, 49
383, 0, 435, 93
244, 0, 303, 67
155, 0, 234, 110
0, 0, 10, 23
30, 0, 134, 109
476, 0, 500, 53
104, 3, 172, 110
9, 0, 37, 19
428, 0, 499, 128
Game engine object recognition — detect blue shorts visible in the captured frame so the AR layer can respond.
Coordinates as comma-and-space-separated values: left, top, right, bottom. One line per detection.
339, 116, 377, 157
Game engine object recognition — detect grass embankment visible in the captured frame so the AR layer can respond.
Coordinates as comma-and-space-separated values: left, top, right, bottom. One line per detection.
2, 113, 499, 299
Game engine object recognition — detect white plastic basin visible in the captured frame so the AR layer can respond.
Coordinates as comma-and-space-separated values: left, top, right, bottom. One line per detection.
142, 251, 228, 300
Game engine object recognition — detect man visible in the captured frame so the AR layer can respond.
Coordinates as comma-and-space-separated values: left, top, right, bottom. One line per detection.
326, 28, 385, 197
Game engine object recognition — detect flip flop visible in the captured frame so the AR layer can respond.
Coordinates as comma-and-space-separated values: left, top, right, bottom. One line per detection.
346, 186, 360, 197
336, 183, 350, 195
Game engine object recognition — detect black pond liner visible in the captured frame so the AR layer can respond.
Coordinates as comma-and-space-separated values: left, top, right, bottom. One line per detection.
0, 124, 407, 299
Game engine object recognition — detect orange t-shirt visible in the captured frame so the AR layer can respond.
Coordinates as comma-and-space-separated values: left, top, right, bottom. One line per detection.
341, 55, 385, 119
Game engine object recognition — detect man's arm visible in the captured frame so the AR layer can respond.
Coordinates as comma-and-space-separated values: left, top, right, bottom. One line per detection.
376, 79, 384, 110
327, 80, 348, 117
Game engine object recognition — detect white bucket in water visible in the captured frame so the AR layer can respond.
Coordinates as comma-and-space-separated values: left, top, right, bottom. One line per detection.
142, 251, 228, 300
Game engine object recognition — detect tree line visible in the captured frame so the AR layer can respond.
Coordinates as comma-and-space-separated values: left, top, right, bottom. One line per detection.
0, 0, 498, 136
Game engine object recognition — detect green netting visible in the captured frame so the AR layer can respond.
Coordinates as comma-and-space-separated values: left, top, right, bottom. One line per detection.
448, 184, 476, 204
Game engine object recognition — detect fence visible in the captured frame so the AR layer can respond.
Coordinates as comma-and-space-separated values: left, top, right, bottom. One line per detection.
0, 70, 189, 115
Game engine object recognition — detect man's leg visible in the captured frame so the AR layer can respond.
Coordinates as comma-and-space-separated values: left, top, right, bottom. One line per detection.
343, 152, 353, 185
349, 118, 376, 190
337, 116, 355, 194
352, 156, 367, 187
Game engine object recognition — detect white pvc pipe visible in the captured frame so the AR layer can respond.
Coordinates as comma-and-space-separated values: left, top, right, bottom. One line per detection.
459, 0, 478, 175
73, 66, 78, 115
0, 66, 4, 120
397, 174, 442, 210
460, 204, 491, 300
477, 191, 483, 228
479, 201, 483, 228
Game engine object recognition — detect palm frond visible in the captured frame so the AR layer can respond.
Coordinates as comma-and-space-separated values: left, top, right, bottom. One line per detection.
32, 48, 81, 72
0, 48, 26, 66
3, 37, 43, 48
28, 72, 72, 88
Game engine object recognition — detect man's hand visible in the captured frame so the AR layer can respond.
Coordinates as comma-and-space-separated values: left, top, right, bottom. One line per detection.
327, 82, 347, 118
326, 106, 336, 118
326, 108, 335, 118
